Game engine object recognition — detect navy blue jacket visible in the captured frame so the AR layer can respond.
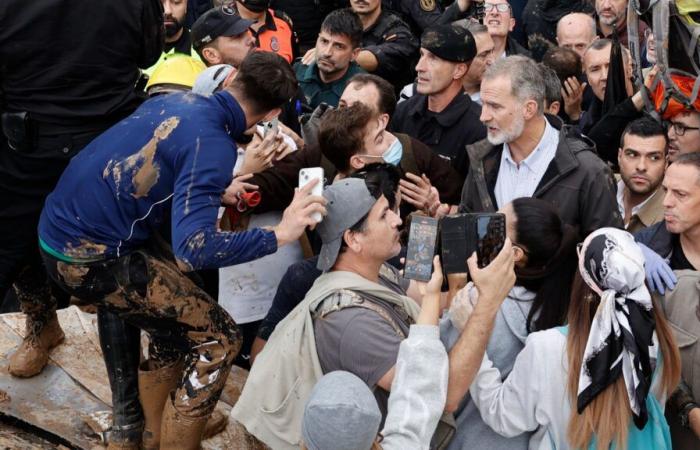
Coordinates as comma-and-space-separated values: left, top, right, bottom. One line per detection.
39, 91, 277, 270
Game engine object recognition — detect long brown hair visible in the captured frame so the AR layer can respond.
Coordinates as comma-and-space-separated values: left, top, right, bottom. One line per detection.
565, 273, 681, 450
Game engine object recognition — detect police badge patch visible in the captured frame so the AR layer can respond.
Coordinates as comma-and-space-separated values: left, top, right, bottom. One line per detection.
420, 0, 436, 12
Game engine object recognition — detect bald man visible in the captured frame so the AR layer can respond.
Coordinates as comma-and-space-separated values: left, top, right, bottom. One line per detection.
557, 13, 597, 59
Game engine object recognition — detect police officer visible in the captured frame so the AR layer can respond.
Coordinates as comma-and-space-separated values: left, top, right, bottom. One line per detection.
0, 0, 163, 448
235, 0, 298, 63
382, 0, 476, 35
390, 24, 486, 177
348, 0, 419, 90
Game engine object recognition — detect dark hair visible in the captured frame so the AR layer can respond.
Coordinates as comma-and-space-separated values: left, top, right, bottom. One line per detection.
673, 152, 700, 183
542, 47, 582, 86
510, 198, 578, 332
229, 52, 297, 114
318, 102, 374, 172
346, 73, 397, 118
338, 163, 402, 253
619, 116, 668, 149
320, 8, 363, 49
538, 63, 563, 106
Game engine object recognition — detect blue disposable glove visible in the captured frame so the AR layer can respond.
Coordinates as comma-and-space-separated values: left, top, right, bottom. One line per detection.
638, 243, 677, 294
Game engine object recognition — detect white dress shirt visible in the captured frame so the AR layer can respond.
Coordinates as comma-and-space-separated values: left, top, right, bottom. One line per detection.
494, 119, 559, 208
616, 180, 655, 228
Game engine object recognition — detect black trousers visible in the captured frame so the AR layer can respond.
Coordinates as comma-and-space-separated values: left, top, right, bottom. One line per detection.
0, 128, 100, 316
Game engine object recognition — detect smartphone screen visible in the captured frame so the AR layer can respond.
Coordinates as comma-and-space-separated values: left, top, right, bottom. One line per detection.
440, 214, 470, 274
404, 216, 439, 281
475, 213, 506, 268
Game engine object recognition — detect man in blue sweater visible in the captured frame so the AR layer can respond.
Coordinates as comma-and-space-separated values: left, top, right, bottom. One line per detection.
36, 52, 325, 449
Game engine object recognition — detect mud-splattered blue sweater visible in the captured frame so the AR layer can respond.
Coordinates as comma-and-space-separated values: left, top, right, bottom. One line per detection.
38, 91, 277, 270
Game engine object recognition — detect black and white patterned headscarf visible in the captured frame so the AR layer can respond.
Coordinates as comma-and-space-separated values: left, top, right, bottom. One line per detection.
576, 228, 658, 429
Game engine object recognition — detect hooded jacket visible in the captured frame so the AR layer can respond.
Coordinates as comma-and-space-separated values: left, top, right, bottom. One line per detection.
458, 115, 623, 238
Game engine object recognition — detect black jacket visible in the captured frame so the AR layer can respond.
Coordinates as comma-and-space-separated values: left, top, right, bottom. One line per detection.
362, 10, 419, 89
459, 115, 623, 237
0, 0, 163, 125
391, 91, 486, 177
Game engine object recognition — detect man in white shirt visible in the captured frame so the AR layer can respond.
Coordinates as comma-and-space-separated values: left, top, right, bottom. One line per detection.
616, 117, 667, 233
459, 55, 622, 237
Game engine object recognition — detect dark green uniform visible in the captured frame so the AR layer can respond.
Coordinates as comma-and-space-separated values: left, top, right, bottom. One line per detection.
294, 61, 365, 109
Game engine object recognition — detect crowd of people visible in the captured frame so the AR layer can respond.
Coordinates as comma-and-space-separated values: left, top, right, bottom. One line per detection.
1, 0, 700, 449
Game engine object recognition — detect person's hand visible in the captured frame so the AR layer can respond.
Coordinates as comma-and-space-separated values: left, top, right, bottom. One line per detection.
238, 130, 283, 175
456, 0, 472, 12
638, 243, 677, 294
278, 122, 304, 150
467, 238, 515, 311
414, 255, 443, 297
449, 282, 478, 331
562, 76, 586, 121
301, 48, 316, 65
415, 256, 443, 326
301, 102, 332, 150
399, 173, 434, 213
689, 407, 700, 438
273, 178, 327, 247
644, 65, 660, 90
221, 173, 259, 206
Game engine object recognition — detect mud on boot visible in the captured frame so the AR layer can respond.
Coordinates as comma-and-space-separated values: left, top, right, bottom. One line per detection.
8, 312, 65, 378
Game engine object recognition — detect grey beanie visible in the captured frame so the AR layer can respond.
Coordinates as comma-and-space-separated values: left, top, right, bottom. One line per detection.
301, 371, 381, 450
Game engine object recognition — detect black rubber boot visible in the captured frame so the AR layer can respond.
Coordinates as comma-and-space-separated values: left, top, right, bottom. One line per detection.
97, 308, 143, 448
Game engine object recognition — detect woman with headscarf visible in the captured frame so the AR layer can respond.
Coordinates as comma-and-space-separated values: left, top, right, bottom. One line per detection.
467, 227, 681, 450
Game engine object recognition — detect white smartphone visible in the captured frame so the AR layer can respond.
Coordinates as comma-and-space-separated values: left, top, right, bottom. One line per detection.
263, 118, 279, 137
298, 167, 324, 223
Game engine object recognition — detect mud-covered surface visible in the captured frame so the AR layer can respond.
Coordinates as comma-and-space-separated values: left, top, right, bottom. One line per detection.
0, 420, 66, 450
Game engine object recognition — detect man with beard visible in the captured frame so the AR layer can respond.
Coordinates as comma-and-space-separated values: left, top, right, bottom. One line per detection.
391, 25, 486, 177
616, 117, 667, 233
595, 0, 648, 48
146, 0, 201, 75
459, 55, 622, 237
192, 5, 256, 68
193, 5, 304, 133
294, 9, 365, 109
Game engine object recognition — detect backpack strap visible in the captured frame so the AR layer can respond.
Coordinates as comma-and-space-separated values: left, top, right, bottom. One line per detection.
313, 289, 407, 339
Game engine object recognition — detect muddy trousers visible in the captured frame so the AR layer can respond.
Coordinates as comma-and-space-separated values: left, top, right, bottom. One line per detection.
41, 249, 242, 418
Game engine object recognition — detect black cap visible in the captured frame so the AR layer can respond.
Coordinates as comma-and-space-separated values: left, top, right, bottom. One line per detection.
191, 6, 254, 49
236, 0, 270, 13
420, 25, 477, 63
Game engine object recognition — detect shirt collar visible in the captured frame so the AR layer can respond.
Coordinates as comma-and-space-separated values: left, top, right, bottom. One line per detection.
502, 118, 558, 170
617, 180, 664, 227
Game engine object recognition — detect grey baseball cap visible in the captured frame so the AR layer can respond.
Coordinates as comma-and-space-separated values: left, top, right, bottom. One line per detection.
316, 178, 377, 272
192, 64, 235, 96
301, 371, 381, 450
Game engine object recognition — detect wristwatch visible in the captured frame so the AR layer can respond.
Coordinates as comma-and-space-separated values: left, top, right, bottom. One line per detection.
679, 401, 699, 429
